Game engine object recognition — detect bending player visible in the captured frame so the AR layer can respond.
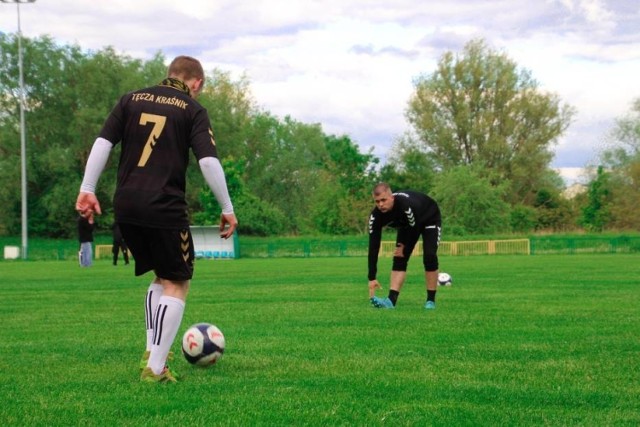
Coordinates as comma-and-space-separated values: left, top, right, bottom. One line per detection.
367, 182, 442, 309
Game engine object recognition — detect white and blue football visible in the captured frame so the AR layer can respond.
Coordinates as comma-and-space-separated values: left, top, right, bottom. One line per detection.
182, 323, 225, 366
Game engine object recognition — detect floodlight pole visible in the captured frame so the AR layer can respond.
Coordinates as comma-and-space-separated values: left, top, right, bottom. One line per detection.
2, 0, 36, 259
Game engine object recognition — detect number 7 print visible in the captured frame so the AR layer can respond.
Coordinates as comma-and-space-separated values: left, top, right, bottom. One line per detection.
137, 113, 167, 167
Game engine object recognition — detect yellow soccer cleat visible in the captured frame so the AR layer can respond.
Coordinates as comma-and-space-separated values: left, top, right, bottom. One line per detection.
140, 366, 178, 383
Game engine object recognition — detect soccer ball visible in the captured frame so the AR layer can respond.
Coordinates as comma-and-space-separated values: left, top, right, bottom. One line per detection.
181, 323, 225, 366
437, 272, 452, 286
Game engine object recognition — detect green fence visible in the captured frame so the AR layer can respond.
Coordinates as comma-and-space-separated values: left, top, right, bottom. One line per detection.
239, 240, 369, 258
530, 235, 640, 255
239, 236, 640, 258
3, 235, 640, 261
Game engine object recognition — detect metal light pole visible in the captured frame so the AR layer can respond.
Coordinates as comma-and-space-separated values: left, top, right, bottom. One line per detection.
1, 0, 35, 259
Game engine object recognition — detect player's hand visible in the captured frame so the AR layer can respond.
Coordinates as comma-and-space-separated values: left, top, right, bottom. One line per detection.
219, 212, 238, 239
368, 280, 382, 298
75, 192, 102, 222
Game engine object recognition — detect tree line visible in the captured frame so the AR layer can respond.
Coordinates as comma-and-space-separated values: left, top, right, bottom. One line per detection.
0, 35, 638, 238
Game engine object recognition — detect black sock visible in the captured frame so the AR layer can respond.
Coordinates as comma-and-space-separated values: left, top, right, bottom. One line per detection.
427, 290, 437, 302
388, 290, 399, 306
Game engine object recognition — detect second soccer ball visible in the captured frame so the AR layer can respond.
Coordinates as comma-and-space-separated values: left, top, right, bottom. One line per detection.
437, 272, 453, 286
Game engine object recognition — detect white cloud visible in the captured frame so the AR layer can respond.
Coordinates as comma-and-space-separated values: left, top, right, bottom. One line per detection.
555, 167, 590, 186
1, 0, 639, 169
579, 0, 615, 27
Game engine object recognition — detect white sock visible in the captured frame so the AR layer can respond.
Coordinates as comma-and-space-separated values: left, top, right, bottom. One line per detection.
144, 283, 163, 351
148, 296, 185, 375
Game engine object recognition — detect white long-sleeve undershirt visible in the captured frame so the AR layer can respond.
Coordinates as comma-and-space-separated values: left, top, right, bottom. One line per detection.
79, 137, 234, 215
79, 137, 113, 194
199, 156, 234, 215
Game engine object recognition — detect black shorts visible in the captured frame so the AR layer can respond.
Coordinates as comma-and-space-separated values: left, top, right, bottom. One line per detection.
396, 223, 441, 258
118, 223, 194, 281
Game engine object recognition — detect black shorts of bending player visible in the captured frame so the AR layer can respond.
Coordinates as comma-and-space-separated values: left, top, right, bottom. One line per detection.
118, 224, 195, 281
393, 224, 441, 272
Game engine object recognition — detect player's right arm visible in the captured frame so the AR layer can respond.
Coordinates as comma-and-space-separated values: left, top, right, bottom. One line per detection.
367, 212, 382, 281
198, 156, 237, 239
76, 137, 113, 221
367, 213, 384, 297
368, 279, 382, 298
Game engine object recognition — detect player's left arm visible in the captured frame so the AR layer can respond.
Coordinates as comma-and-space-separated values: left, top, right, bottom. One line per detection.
191, 113, 237, 238
198, 156, 237, 239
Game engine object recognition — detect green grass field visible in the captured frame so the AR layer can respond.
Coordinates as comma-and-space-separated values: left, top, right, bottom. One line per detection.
1, 254, 639, 425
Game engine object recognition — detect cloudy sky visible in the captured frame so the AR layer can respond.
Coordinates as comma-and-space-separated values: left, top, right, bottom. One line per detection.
2, 0, 639, 184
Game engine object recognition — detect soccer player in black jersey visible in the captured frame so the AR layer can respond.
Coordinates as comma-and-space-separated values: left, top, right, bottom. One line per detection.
367, 182, 441, 309
76, 56, 238, 383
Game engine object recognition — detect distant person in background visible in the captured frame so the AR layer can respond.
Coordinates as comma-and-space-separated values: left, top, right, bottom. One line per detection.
111, 223, 129, 266
367, 182, 442, 309
77, 215, 95, 267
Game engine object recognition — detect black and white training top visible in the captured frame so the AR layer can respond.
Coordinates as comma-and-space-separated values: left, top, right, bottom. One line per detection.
367, 191, 441, 280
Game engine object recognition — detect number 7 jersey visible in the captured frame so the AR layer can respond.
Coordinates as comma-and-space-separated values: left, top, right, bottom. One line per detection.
99, 81, 218, 228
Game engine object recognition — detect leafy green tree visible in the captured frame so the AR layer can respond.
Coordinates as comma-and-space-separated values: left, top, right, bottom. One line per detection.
406, 39, 575, 205
193, 158, 287, 236
601, 98, 640, 167
580, 166, 611, 232
324, 134, 377, 194
532, 188, 575, 231
185, 69, 255, 215
599, 98, 640, 229
310, 135, 378, 234
381, 133, 437, 193
242, 114, 329, 234
1, 35, 86, 236
509, 204, 537, 233
432, 165, 511, 235
0, 34, 382, 237
198, 69, 255, 160
309, 170, 374, 235
608, 161, 640, 229
309, 171, 348, 234
0, 34, 165, 237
